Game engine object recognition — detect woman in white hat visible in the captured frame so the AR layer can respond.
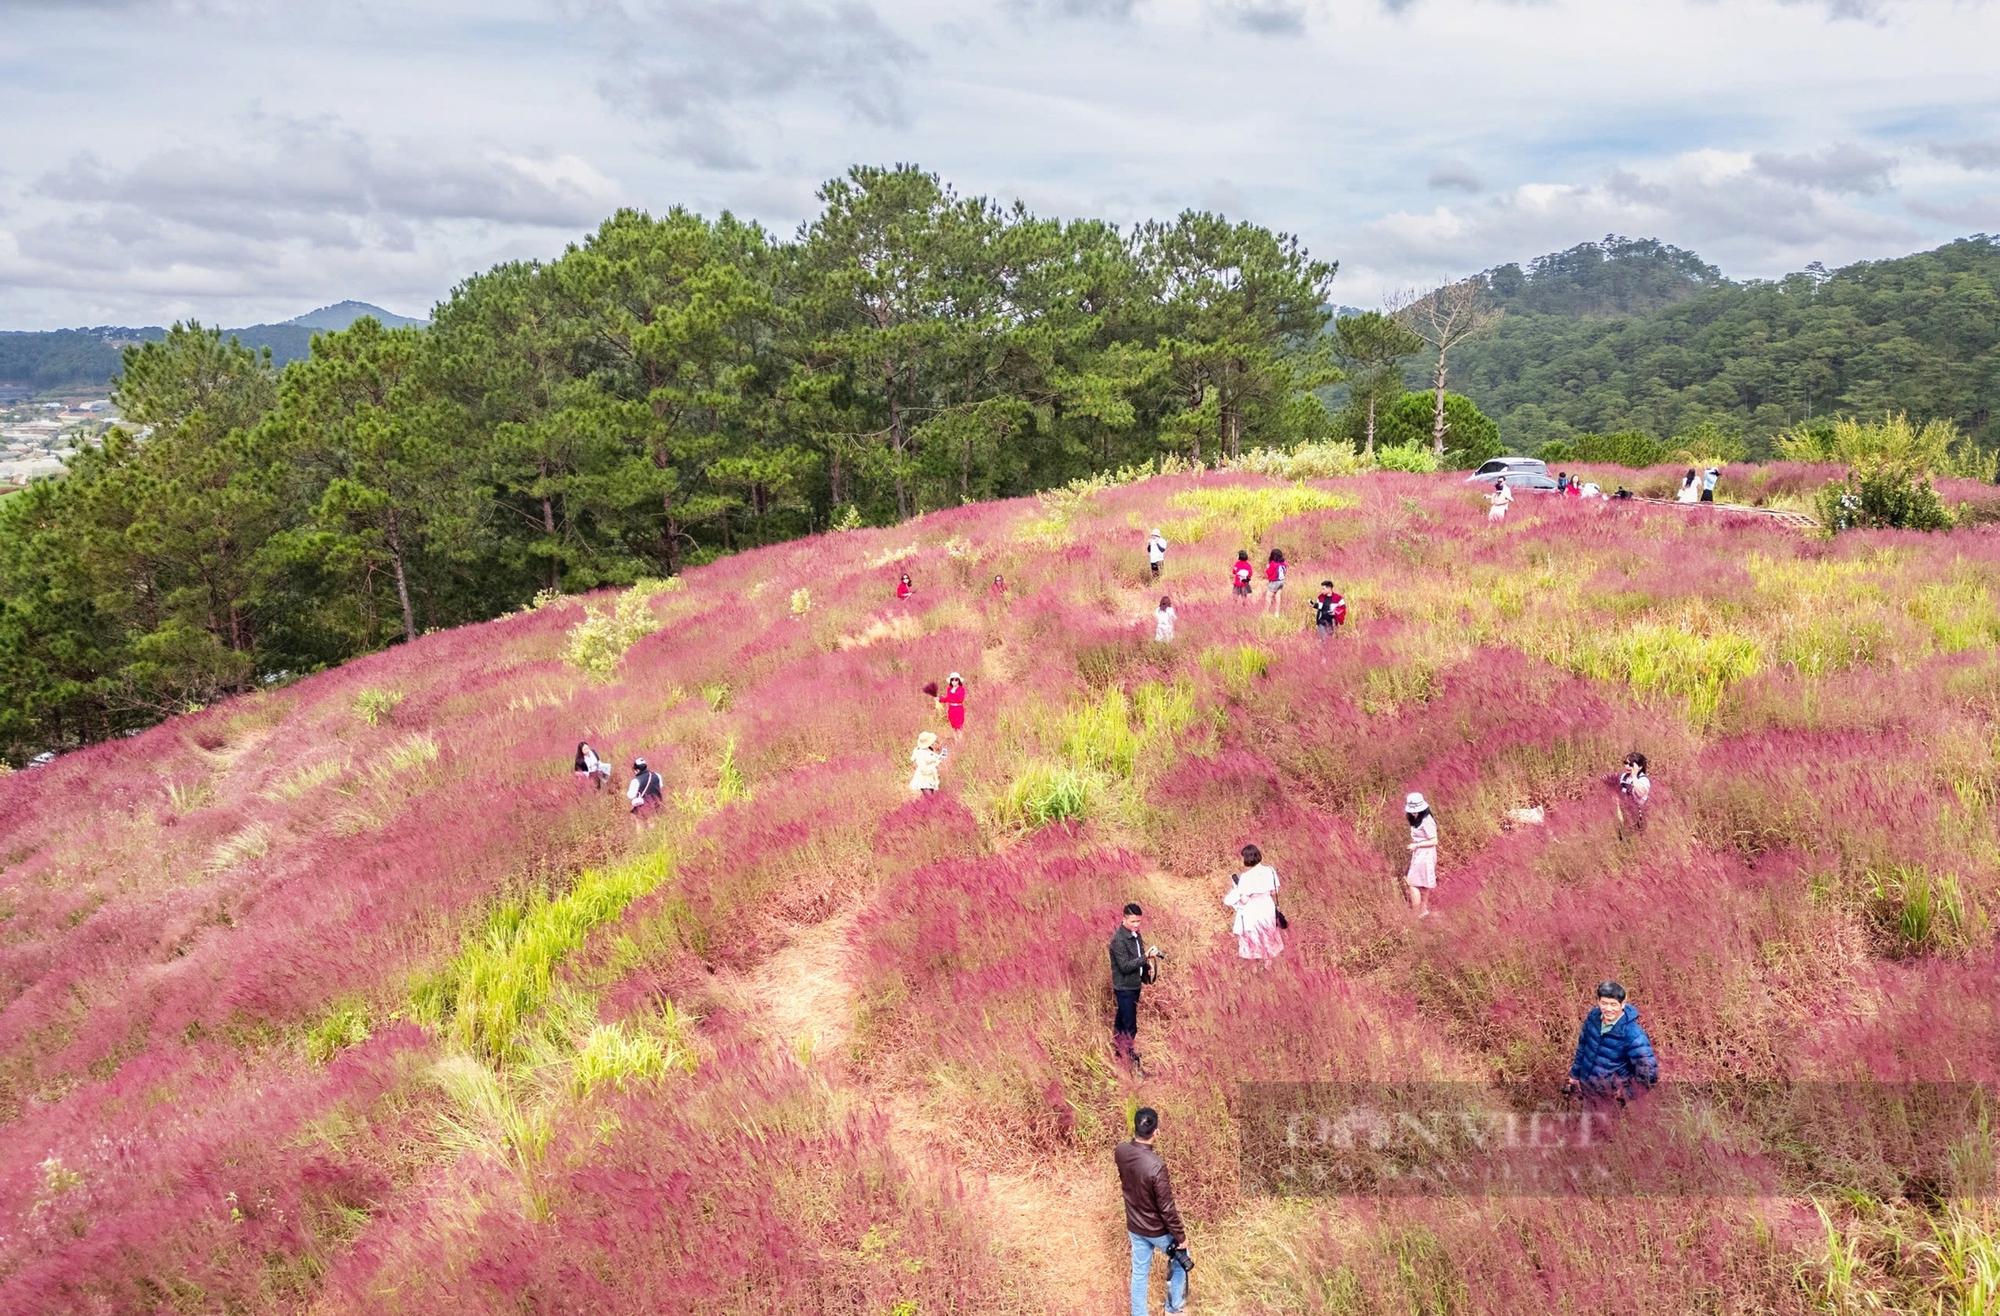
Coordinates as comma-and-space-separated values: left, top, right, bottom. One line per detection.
939, 672, 967, 735
909, 731, 946, 796
1404, 791, 1438, 917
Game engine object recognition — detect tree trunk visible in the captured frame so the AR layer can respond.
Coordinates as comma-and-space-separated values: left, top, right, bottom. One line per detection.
1431, 353, 1451, 460
541, 491, 558, 592
1365, 391, 1377, 458
886, 358, 908, 520
385, 507, 417, 643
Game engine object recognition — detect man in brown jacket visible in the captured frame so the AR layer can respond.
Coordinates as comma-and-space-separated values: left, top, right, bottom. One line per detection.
1116, 1107, 1188, 1315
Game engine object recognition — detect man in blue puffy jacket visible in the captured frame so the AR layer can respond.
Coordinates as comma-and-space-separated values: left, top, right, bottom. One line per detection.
1564, 980, 1658, 1101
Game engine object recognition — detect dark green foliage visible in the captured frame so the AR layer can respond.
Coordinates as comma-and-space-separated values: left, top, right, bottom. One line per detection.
1373, 391, 1501, 468
1572, 430, 1668, 467
1449, 236, 2000, 455
1815, 458, 1954, 532
1478, 236, 1725, 317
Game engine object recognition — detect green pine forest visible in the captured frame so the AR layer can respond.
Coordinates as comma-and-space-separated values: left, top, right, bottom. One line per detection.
3, 166, 1997, 765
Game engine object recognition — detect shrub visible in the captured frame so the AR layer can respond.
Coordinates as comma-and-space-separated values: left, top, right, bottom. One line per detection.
1816, 457, 1954, 533
1373, 441, 1441, 473
563, 584, 666, 679
1223, 441, 1366, 480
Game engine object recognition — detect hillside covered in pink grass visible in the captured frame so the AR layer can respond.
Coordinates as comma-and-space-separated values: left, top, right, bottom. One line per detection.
4, 467, 1999, 1313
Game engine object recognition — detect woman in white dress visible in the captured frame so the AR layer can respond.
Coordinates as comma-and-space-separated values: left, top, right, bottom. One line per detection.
1676, 469, 1700, 503
1154, 596, 1176, 643
1404, 791, 1438, 918
1486, 480, 1513, 523
1224, 843, 1284, 962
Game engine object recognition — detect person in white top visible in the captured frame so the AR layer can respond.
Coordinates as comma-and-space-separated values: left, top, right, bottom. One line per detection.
1404, 791, 1438, 918
1617, 751, 1651, 834
1486, 480, 1513, 523
1154, 596, 1176, 643
908, 731, 946, 796
1223, 843, 1284, 963
1677, 469, 1700, 503
1146, 528, 1168, 579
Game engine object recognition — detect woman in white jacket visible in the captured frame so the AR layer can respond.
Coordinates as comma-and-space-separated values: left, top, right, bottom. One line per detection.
1224, 843, 1284, 963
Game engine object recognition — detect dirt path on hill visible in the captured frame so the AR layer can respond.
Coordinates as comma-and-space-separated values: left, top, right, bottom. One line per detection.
731, 897, 1125, 1314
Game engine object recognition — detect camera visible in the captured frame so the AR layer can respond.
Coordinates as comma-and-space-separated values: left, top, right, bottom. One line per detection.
1148, 945, 1167, 959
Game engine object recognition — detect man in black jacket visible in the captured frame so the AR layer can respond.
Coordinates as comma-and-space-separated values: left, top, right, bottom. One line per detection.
1116, 1106, 1187, 1315
1108, 903, 1156, 1066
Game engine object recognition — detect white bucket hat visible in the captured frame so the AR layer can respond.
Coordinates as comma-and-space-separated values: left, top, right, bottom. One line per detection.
1405, 792, 1429, 812
947, 671, 962, 684
917, 731, 938, 747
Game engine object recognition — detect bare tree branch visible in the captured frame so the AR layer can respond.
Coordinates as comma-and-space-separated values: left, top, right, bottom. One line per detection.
1395, 281, 1502, 459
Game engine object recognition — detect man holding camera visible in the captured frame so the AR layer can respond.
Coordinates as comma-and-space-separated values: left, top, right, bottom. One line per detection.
1117, 1106, 1189, 1315
1109, 902, 1161, 1069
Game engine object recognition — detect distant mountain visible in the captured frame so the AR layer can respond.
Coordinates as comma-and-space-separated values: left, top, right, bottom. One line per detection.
0, 302, 429, 394
1475, 236, 1728, 318
284, 301, 428, 331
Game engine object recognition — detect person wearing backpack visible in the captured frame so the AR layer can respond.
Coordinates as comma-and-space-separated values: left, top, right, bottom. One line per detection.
627, 757, 663, 820
1313, 581, 1346, 646
1263, 549, 1287, 616
1231, 551, 1254, 604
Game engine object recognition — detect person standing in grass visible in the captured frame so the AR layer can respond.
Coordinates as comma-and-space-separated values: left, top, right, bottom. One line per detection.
896, 571, 914, 601
939, 673, 967, 735
1117, 1106, 1190, 1316
574, 741, 609, 791
1313, 581, 1346, 645
1231, 551, 1254, 603
627, 756, 663, 820
1154, 596, 1176, 643
1487, 479, 1512, 523
1702, 466, 1721, 503
1224, 844, 1284, 964
1404, 791, 1438, 918
1564, 980, 1659, 1102
1147, 528, 1168, 579
1677, 469, 1700, 503
990, 573, 1008, 599
1263, 549, 1287, 616
908, 731, 946, 797
1616, 751, 1651, 833
1109, 903, 1160, 1068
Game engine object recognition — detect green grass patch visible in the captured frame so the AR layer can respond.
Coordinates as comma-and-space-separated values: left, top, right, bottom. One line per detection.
411, 849, 675, 1061
1200, 644, 1272, 698
1168, 482, 1356, 544
996, 762, 1093, 829
352, 688, 404, 726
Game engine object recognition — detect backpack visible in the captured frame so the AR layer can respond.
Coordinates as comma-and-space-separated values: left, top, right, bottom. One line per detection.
639, 770, 663, 801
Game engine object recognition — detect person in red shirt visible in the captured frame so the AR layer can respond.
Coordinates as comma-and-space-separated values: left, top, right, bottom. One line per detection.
896, 572, 913, 602
990, 574, 1007, 598
939, 672, 967, 734
1313, 581, 1346, 645
1231, 551, 1254, 604
1263, 548, 1287, 617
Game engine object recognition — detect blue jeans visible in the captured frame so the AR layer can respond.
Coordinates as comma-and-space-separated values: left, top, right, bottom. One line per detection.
1129, 1232, 1187, 1315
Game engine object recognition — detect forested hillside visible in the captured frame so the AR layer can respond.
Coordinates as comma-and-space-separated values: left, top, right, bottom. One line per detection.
1449, 236, 2000, 455
0, 166, 1354, 765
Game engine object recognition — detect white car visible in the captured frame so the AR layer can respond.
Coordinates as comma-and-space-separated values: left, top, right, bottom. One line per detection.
1464, 457, 1547, 483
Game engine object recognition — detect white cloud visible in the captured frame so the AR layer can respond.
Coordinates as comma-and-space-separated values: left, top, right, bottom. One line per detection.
1350, 148, 1920, 292
4, 0, 2000, 325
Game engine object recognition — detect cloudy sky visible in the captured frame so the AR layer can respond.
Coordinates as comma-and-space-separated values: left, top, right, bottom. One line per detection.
1, 0, 1996, 329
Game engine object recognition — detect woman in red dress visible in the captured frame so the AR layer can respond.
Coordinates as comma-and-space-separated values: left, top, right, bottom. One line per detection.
896, 572, 913, 601
940, 672, 967, 733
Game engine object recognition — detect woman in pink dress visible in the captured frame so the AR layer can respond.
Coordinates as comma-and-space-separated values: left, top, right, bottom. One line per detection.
940, 673, 967, 733
1224, 844, 1284, 963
